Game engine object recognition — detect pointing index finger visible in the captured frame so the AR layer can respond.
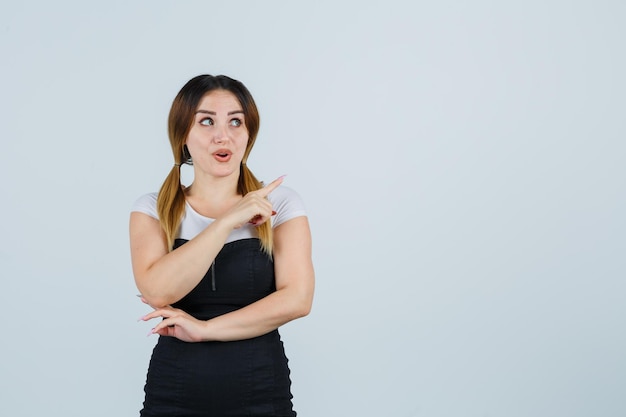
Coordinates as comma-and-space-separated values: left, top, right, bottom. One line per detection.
258, 175, 286, 197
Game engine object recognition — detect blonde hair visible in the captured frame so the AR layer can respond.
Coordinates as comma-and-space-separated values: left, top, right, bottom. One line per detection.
156, 75, 273, 254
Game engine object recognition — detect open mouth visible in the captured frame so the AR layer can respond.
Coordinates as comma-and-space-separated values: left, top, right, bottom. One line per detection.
213, 150, 232, 162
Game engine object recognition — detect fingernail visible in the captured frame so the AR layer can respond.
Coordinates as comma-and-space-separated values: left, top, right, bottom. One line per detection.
136, 294, 142, 298
271, 211, 277, 216
147, 328, 155, 337
278, 174, 287, 180
137, 315, 145, 322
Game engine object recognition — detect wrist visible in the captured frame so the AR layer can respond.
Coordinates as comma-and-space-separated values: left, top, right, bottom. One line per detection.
201, 319, 216, 342
211, 216, 236, 235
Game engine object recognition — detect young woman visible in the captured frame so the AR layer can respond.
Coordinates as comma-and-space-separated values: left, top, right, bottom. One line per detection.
130, 74, 314, 416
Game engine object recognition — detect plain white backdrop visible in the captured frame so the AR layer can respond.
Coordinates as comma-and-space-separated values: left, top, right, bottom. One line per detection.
1, 1, 624, 416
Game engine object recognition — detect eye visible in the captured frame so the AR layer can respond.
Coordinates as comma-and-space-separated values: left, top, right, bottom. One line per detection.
199, 117, 214, 126
230, 118, 242, 127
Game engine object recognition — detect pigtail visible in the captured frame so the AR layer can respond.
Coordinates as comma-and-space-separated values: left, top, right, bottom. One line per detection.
239, 163, 273, 255
157, 165, 186, 251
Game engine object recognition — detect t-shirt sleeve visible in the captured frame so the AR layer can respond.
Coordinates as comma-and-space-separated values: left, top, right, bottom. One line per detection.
268, 185, 307, 228
131, 192, 159, 220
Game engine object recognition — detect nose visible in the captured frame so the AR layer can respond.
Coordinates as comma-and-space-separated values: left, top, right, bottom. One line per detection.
213, 123, 229, 143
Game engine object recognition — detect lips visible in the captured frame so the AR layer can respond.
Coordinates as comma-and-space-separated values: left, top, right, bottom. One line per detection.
213, 149, 232, 162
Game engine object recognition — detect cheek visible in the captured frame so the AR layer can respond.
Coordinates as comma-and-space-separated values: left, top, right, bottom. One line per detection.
184, 136, 207, 159
235, 135, 250, 151
185, 131, 200, 146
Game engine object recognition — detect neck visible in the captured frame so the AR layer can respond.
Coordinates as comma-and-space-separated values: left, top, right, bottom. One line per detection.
186, 170, 241, 204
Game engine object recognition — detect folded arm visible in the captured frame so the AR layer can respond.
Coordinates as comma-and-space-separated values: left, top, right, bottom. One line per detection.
131, 178, 284, 307
130, 211, 232, 308
143, 216, 315, 342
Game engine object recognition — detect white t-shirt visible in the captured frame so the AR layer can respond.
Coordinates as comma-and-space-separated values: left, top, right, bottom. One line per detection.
131, 185, 307, 244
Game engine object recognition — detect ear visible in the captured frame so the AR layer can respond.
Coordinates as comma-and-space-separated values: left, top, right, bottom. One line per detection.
183, 144, 192, 162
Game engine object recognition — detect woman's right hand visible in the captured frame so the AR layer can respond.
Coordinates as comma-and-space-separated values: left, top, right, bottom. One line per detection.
221, 176, 284, 229
131, 176, 285, 308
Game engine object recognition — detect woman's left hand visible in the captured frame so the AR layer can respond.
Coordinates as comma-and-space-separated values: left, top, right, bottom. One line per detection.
141, 306, 207, 343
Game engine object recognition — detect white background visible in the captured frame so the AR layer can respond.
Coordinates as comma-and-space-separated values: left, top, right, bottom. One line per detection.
1, 1, 624, 416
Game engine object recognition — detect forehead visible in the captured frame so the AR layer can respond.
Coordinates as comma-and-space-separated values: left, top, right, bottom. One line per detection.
197, 90, 242, 111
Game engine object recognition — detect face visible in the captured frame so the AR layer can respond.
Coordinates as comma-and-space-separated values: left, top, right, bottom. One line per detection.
185, 90, 249, 179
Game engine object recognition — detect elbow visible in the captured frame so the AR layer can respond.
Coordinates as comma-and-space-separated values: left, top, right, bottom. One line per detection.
278, 292, 313, 322
138, 289, 176, 309
296, 307, 311, 319
136, 276, 180, 308
285, 305, 310, 322
298, 299, 313, 318
292, 280, 314, 319
145, 297, 171, 309
291, 294, 313, 320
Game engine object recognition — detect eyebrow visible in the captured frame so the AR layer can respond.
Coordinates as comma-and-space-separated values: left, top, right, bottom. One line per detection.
195, 110, 244, 116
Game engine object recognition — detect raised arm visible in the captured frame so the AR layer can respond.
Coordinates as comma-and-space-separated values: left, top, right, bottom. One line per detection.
130, 211, 232, 308
131, 177, 284, 307
143, 214, 315, 342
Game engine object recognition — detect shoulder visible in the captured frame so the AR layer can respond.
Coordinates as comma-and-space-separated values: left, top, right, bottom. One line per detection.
268, 185, 307, 228
131, 192, 159, 220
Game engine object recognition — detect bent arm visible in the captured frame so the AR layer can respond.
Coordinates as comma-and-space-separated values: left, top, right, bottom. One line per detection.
130, 177, 285, 307
200, 216, 315, 341
130, 212, 232, 307
147, 216, 315, 341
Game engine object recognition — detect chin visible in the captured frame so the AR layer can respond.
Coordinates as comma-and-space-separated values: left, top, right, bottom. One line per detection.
211, 168, 239, 178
